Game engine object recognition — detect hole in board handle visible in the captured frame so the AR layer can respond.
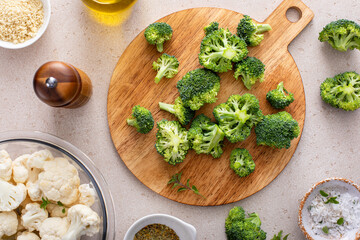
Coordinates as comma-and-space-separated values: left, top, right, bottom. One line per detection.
286, 7, 302, 23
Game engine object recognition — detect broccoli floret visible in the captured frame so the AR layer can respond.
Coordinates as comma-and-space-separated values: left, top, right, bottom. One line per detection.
271, 231, 289, 240
266, 82, 294, 109
159, 97, 195, 125
234, 57, 265, 90
155, 120, 190, 165
229, 149, 255, 177
152, 53, 179, 84
255, 111, 300, 149
213, 94, 263, 143
320, 71, 360, 111
144, 22, 173, 52
176, 68, 221, 110
237, 15, 272, 47
319, 19, 360, 52
199, 28, 248, 73
126, 105, 154, 134
225, 206, 267, 240
204, 21, 219, 35
188, 114, 225, 158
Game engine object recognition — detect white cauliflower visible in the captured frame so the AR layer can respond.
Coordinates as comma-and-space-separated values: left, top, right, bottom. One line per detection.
17, 232, 40, 240
0, 150, 12, 181
62, 204, 101, 240
78, 184, 96, 207
26, 180, 43, 202
27, 149, 53, 170
39, 217, 69, 240
21, 203, 48, 232
47, 203, 68, 218
12, 154, 30, 183
0, 211, 18, 239
38, 157, 80, 206
0, 179, 27, 211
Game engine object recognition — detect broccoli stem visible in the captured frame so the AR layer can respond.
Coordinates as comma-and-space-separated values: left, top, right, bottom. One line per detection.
156, 43, 164, 52
223, 48, 237, 60
159, 102, 175, 114
256, 24, 272, 34
126, 119, 136, 126
155, 69, 166, 84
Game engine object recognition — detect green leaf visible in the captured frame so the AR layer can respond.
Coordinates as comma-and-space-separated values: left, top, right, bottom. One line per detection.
40, 197, 50, 209
322, 226, 329, 234
192, 185, 199, 193
320, 190, 329, 197
186, 179, 190, 187
57, 201, 64, 207
171, 183, 180, 189
62, 208, 66, 214
177, 187, 187, 192
177, 172, 182, 181
325, 197, 339, 204
337, 218, 344, 225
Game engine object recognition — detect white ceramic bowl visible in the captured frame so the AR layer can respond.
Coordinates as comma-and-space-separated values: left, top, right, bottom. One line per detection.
124, 214, 197, 240
0, 0, 51, 49
299, 178, 360, 240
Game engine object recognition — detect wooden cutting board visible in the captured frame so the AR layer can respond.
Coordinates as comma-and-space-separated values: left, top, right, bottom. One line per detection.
107, 0, 314, 206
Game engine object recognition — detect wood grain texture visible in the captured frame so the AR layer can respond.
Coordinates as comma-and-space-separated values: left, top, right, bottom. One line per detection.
107, 0, 314, 206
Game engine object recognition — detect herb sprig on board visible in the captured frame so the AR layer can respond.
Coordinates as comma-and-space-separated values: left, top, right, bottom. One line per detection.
168, 172, 206, 199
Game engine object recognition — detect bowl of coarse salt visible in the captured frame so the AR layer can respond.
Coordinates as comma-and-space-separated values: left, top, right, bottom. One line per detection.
299, 178, 360, 240
0, 0, 51, 49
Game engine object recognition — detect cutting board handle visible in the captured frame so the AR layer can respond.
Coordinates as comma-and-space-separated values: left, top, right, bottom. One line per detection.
263, 0, 314, 48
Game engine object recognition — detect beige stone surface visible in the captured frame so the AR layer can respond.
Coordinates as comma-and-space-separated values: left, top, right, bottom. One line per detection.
0, 0, 360, 239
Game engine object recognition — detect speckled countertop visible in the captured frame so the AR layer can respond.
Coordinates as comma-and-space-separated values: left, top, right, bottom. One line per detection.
0, 0, 359, 239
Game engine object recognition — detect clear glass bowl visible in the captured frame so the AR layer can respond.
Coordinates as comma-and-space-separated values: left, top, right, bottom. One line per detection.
0, 131, 115, 240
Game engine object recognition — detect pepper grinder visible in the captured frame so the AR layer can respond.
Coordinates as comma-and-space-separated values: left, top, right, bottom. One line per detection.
33, 61, 92, 108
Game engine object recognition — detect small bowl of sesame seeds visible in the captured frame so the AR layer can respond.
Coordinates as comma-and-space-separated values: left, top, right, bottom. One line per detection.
0, 0, 51, 49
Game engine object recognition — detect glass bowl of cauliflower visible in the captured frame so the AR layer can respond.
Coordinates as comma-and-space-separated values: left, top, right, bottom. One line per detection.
0, 131, 115, 240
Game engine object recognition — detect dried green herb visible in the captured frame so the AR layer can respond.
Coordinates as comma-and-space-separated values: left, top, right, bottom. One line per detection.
168, 172, 206, 199
337, 217, 344, 225
325, 196, 339, 204
134, 224, 179, 240
322, 226, 329, 234
320, 190, 329, 197
57, 201, 66, 213
40, 197, 51, 209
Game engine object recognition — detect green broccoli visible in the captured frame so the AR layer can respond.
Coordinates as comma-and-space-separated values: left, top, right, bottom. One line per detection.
152, 53, 179, 84
158, 97, 195, 125
266, 82, 294, 109
234, 57, 265, 90
255, 111, 300, 149
126, 105, 154, 134
237, 15, 272, 47
155, 120, 190, 165
204, 21, 219, 35
271, 231, 289, 240
144, 22, 173, 52
319, 19, 360, 52
188, 114, 225, 158
176, 68, 221, 110
199, 28, 248, 73
320, 71, 360, 111
229, 149, 255, 177
225, 206, 267, 240
213, 94, 263, 143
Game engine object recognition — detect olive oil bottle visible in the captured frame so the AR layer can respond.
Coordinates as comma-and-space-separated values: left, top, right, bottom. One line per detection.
81, 0, 137, 25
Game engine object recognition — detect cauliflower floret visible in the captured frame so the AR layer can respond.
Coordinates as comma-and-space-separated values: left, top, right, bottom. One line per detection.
21, 203, 48, 232
0, 179, 26, 211
12, 154, 30, 183
62, 204, 101, 240
78, 184, 96, 207
27, 150, 54, 170
17, 232, 40, 240
0, 150, 12, 181
26, 180, 43, 202
47, 203, 68, 218
38, 157, 80, 206
39, 217, 69, 240
0, 211, 18, 239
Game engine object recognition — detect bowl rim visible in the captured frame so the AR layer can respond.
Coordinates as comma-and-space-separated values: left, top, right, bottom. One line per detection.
0, 0, 51, 49
0, 130, 116, 240
298, 177, 360, 240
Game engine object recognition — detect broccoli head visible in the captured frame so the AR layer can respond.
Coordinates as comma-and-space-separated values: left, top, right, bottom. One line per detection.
225, 206, 267, 240
199, 28, 248, 73
234, 57, 265, 90
237, 15, 272, 47
144, 22, 173, 52
319, 19, 360, 52
320, 71, 360, 111
213, 94, 263, 143
159, 97, 195, 125
188, 114, 225, 158
152, 53, 179, 84
126, 105, 154, 134
266, 82, 294, 109
204, 21, 219, 35
176, 68, 221, 110
155, 120, 190, 165
229, 149, 255, 177
255, 111, 300, 149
